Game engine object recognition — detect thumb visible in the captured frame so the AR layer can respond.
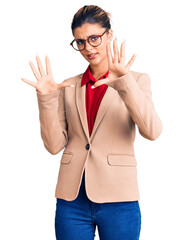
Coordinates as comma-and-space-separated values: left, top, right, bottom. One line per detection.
58, 82, 75, 89
91, 77, 109, 89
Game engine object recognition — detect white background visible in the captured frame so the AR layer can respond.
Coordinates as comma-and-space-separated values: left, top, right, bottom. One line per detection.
0, 0, 181, 239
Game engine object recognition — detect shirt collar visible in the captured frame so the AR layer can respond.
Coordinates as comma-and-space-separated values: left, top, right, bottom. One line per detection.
81, 65, 109, 87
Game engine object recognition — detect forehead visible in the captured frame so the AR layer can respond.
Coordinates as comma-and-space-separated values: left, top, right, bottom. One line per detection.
73, 23, 104, 39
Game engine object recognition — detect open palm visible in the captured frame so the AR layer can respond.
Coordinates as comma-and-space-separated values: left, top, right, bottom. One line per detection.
91, 38, 137, 89
21, 56, 73, 94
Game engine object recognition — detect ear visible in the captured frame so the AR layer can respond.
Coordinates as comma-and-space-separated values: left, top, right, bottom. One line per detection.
107, 29, 113, 43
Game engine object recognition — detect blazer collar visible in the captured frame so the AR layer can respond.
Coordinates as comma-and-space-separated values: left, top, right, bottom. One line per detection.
76, 73, 117, 143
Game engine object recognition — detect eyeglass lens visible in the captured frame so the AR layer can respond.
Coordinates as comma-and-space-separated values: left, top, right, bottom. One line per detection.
73, 35, 102, 51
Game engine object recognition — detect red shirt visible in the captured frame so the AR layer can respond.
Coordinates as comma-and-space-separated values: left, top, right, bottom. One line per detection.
81, 65, 109, 136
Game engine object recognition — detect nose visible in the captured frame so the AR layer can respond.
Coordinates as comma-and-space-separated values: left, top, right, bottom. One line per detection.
84, 40, 93, 51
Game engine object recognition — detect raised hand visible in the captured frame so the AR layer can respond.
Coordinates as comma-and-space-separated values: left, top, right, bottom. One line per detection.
91, 37, 137, 89
21, 56, 74, 94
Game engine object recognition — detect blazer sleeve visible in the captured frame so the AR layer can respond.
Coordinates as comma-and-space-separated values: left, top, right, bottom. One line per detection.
36, 87, 68, 155
107, 71, 162, 140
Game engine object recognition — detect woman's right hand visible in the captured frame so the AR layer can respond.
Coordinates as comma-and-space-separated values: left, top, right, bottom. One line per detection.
21, 55, 74, 94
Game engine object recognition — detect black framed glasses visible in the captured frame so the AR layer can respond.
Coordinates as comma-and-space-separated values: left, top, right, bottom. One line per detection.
70, 29, 109, 51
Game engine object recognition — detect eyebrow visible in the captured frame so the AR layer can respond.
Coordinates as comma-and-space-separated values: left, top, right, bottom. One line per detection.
75, 34, 98, 40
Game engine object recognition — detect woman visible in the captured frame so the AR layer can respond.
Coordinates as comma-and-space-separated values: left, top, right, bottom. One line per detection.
22, 5, 162, 240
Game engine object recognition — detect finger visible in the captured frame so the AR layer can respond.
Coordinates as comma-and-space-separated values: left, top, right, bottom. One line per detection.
113, 36, 119, 63
120, 40, 125, 65
106, 42, 113, 67
21, 78, 37, 88
125, 54, 137, 71
36, 55, 46, 76
45, 55, 53, 76
29, 61, 41, 81
91, 78, 107, 89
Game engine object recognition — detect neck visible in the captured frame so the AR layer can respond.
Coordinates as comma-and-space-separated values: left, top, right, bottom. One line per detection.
89, 58, 109, 80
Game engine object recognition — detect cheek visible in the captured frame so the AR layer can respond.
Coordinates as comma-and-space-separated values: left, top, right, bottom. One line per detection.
98, 45, 107, 57
80, 52, 88, 60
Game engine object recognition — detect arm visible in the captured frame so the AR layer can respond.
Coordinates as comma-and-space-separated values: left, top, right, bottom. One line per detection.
36, 86, 68, 155
107, 71, 162, 140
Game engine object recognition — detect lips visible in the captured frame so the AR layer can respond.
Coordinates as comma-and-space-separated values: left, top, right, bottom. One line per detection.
87, 53, 98, 60
87, 53, 98, 57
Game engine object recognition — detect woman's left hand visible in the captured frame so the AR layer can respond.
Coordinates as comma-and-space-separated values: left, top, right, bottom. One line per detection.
91, 37, 137, 89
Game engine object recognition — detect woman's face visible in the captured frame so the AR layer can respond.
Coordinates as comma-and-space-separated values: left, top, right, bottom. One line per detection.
73, 23, 113, 66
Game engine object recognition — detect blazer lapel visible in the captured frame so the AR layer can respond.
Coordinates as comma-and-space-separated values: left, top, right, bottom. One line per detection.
76, 74, 89, 140
76, 74, 118, 142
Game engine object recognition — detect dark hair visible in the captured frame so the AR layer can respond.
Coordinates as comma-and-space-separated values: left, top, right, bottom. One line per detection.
71, 5, 112, 36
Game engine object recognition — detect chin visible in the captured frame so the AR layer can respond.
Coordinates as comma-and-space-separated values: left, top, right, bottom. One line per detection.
87, 55, 101, 65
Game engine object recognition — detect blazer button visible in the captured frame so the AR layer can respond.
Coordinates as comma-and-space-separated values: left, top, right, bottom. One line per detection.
86, 143, 90, 150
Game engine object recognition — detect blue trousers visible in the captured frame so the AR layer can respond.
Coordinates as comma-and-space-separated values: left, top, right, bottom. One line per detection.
55, 170, 141, 240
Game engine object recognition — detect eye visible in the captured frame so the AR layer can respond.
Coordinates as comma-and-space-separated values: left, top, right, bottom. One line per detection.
76, 39, 84, 45
90, 36, 99, 42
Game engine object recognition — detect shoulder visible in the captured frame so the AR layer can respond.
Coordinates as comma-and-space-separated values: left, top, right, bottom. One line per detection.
60, 73, 83, 97
62, 73, 83, 85
130, 70, 150, 80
